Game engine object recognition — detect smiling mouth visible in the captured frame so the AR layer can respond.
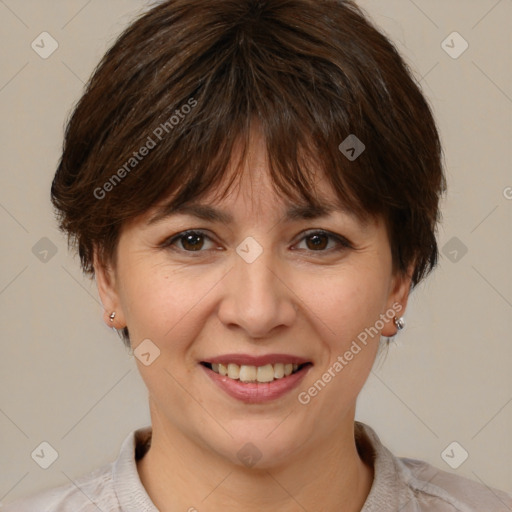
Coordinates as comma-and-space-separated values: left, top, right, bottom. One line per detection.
200, 362, 312, 383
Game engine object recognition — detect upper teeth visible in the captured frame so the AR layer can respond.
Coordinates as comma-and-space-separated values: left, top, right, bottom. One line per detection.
211, 363, 299, 382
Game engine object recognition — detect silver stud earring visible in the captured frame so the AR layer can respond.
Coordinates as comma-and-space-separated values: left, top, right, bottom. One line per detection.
394, 316, 405, 331
109, 312, 116, 322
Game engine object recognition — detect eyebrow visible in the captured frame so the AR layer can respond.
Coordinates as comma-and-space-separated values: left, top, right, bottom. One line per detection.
148, 201, 363, 225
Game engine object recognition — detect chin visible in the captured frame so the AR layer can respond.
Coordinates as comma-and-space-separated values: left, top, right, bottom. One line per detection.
206, 418, 309, 470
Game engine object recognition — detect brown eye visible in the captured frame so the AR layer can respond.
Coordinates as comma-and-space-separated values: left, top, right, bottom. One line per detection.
180, 232, 205, 251
296, 230, 353, 253
305, 233, 329, 251
164, 230, 215, 253
163, 229, 352, 256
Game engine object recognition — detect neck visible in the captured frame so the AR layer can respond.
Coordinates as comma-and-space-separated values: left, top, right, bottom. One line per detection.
137, 406, 373, 512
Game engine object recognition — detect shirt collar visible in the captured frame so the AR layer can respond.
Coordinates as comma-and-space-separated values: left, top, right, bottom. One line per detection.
111, 421, 411, 512
113, 426, 158, 512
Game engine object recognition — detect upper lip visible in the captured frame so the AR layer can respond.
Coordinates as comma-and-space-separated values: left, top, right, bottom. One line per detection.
202, 353, 311, 366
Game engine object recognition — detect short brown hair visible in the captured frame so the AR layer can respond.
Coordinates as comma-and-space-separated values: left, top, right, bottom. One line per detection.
51, 0, 446, 343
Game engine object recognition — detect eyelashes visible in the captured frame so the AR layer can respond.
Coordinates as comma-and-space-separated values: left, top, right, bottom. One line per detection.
161, 229, 353, 256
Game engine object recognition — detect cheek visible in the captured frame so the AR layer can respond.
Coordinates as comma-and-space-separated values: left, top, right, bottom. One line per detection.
118, 265, 221, 405
295, 263, 389, 348
117, 262, 224, 348
292, 264, 390, 408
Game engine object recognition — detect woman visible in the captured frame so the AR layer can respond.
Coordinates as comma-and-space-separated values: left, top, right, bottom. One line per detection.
2, 0, 510, 510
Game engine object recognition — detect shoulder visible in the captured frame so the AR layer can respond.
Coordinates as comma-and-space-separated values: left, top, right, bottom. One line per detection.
0, 427, 152, 512
0, 462, 117, 512
355, 422, 512, 512
399, 456, 512, 512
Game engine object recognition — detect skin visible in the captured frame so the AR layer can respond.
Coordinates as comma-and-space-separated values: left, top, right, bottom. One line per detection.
94, 127, 413, 512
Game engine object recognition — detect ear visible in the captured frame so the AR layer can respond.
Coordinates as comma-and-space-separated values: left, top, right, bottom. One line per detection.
380, 264, 414, 337
93, 247, 126, 330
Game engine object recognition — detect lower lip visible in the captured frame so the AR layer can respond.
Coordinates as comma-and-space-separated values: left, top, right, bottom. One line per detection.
201, 364, 312, 403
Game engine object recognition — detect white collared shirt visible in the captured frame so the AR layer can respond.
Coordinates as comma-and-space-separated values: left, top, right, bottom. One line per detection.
2, 422, 510, 511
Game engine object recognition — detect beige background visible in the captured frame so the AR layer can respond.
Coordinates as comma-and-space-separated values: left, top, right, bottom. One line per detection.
1, 0, 511, 505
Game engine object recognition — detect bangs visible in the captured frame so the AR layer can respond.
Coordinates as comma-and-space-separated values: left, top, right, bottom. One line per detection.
101, 5, 382, 227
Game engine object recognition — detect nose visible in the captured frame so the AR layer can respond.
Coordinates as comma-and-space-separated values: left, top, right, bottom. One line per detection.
217, 241, 297, 339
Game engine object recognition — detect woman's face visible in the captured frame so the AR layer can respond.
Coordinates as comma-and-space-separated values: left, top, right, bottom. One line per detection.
96, 129, 411, 469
